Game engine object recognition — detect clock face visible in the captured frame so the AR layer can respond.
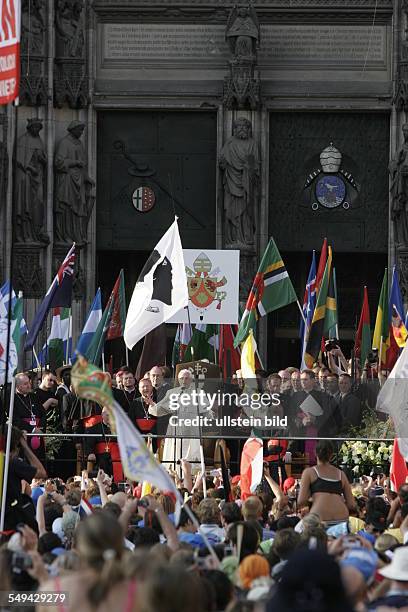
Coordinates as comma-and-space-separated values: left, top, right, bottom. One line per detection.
315, 175, 346, 208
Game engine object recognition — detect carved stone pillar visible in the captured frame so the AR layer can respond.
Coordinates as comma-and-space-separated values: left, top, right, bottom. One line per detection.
54, 0, 89, 108
392, 1, 408, 298
19, 0, 48, 106
220, 4, 266, 364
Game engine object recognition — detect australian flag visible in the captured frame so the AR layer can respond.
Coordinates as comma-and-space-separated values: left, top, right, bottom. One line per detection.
25, 244, 75, 351
300, 251, 316, 369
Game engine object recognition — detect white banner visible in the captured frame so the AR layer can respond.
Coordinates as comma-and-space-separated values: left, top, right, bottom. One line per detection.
169, 249, 239, 324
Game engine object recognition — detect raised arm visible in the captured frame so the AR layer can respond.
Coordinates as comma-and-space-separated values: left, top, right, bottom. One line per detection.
297, 468, 312, 509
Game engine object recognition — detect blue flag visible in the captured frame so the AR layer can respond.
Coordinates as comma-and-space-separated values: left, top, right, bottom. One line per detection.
74, 288, 102, 359
24, 244, 75, 351
300, 251, 317, 369
390, 266, 407, 348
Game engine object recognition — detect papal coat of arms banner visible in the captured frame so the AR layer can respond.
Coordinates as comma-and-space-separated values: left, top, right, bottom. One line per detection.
169, 249, 240, 324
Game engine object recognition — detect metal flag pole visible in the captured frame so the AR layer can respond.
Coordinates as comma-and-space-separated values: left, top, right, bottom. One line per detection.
296, 299, 307, 327
186, 306, 207, 497
66, 308, 72, 365
0, 376, 16, 531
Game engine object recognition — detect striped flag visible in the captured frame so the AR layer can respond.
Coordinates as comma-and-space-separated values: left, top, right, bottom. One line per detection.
172, 323, 193, 366
234, 238, 297, 347
315, 238, 327, 295
300, 251, 316, 369
240, 437, 264, 500
373, 269, 399, 370
304, 247, 332, 368
390, 439, 408, 492
75, 288, 102, 358
390, 266, 407, 348
39, 307, 71, 369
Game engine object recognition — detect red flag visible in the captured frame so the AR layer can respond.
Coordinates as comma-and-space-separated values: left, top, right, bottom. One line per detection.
219, 325, 241, 380
240, 437, 263, 500
354, 287, 371, 366
390, 439, 408, 492
106, 270, 126, 340
0, 0, 20, 105
315, 238, 327, 296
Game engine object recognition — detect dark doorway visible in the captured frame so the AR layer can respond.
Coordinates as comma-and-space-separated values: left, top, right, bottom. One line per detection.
96, 110, 217, 252
96, 110, 218, 372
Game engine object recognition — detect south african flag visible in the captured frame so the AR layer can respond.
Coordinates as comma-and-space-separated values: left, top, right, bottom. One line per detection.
234, 238, 297, 347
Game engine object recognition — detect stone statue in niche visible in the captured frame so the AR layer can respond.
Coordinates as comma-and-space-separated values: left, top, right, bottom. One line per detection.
219, 117, 259, 248
21, 0, 45, 55
14, 118, 49, 245
54, 120, 95, 245
55, 0, 84, 58
389, 123, 408, 247
225, 4, 260, 61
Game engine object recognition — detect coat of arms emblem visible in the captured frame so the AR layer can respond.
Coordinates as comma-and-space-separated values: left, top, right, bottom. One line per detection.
186, 252, 227, 311
302, 143, 359, 211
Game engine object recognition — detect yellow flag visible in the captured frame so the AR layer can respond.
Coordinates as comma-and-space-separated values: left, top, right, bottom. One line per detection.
241, 329, 257, 389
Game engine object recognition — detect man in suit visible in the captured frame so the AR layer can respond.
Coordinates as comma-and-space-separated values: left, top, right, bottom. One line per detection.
290, 369, 338, 437
336, 373, 362, 431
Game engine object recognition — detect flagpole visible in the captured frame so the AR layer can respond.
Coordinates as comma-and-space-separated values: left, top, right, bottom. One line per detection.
102, 353, 106, 372
0, 376, 16, 531
125, 345, 129, 367
66, 308, 72, 365
186, 306, 206, 497
296, 300, 307, 327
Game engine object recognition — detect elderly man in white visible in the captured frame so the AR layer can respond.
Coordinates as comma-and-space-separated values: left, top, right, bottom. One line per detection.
147, 368, 211, 467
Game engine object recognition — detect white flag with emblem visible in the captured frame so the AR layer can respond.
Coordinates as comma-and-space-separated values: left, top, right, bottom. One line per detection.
377, 342, 408, 459
124, 218, 188, 349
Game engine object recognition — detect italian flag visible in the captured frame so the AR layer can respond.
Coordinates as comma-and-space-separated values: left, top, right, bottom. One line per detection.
354, 286, 371, 368
44, 307, 71, 369
172, 323, 193, 366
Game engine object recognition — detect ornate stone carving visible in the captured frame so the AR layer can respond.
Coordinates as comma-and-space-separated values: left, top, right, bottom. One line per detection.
389, 124, 408, 248
12, 248, 44, 298
394, 1, 408, 111
223, 4, 261, 110
54, 121, 95, 246
19, 0, 47, 106
0, 115, 8, 209
219, 118, 259, 249
226, 5, 260, 61
14, 118, 49, 245
54, 0, 89, 108
397, 249, 408, 300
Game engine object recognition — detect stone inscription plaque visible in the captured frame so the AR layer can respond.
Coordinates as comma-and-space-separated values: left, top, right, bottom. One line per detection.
104, 24, 227, 62
102, 23, 387, 67
260, 25, 386, 64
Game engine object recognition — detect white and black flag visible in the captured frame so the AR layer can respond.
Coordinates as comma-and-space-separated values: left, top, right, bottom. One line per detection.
124, 218, 188, 349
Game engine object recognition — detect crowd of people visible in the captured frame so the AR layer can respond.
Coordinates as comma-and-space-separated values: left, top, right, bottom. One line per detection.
8, 343, 386, 477
0, 343, 396, 610
2, 433, 408, 612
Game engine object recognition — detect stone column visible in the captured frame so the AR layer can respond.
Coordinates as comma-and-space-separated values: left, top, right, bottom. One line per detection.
219, 4, 268, 365
391, 0, 408, 300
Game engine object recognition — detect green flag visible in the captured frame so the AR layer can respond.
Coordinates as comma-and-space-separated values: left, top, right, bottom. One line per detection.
234, 238, 297, 347
184, 324, 218, 362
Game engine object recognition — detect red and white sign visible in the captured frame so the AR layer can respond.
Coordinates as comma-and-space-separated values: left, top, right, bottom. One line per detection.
0, 0, 20, 105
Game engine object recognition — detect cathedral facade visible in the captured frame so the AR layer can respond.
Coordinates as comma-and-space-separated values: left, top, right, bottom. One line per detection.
0, 0, 404, 367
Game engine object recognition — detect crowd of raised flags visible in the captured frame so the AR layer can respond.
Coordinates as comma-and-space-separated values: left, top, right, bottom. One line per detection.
1, 221, 408, 387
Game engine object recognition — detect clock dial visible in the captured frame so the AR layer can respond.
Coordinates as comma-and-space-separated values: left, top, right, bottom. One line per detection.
315, 175, 346, 209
